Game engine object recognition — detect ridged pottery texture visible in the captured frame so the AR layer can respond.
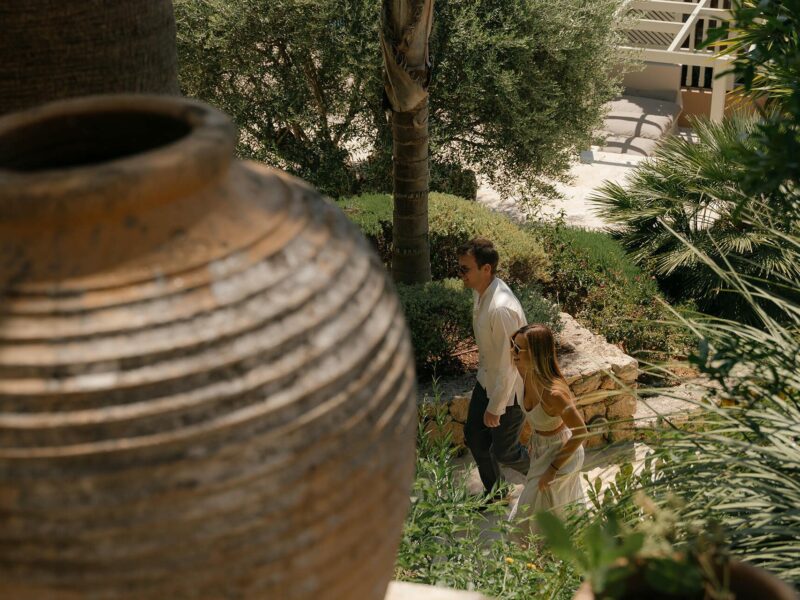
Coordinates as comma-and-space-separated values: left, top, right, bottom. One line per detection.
0, 95, 417, 599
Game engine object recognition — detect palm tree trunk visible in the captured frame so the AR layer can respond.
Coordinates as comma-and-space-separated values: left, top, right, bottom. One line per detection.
0, 0, 179, 116
381, 0, 433, 283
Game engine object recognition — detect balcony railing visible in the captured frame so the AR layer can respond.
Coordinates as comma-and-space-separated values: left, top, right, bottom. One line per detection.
620, 0, 735, 121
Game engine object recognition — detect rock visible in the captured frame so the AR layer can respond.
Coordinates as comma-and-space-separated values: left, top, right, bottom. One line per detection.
584, 415, 609, 448
585, 434, 608, 450
600, 375, 616, 390
557, 340, 576, 354
608, 422, 636, 443
425, 418, 465, 447
448, 421, 466, 447
612, 360, 639, 384
558, 312, 639, 388
579, 398, 607, 423
634, 378, 713, 431
420, 400, 447, 421
607, 394, 637, 421
449, 394, 471, 423
571, 372, 603, 395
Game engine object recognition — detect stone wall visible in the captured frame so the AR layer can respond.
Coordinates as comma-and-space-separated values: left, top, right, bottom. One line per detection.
425, 313, 639, 449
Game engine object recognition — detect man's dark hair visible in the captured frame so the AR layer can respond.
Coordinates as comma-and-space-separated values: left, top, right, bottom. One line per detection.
457, 237, 499, 273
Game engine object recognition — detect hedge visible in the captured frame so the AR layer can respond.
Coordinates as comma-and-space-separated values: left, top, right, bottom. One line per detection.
396, 279, 561, 374
338, 193, 548, 287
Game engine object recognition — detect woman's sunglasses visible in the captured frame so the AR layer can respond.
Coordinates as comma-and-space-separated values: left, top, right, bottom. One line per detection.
510, 337, 526, 355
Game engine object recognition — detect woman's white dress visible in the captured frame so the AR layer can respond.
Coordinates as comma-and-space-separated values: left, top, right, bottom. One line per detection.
508, 400, 587, 538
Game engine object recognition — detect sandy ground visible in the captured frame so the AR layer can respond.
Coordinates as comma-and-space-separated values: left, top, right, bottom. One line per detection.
476, 151, 646, 229
476, 129, 698, 229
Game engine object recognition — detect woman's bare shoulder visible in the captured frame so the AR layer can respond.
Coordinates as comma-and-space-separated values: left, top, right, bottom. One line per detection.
547, 380, 574, 407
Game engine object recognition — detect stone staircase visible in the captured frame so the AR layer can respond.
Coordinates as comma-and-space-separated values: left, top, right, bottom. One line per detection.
598, 94, 681, 157
595, 62, 683, 158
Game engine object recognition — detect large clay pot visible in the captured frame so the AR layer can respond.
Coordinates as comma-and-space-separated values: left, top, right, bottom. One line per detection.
0, 95, 417, 599
0, 1, 179, 116
573, 559, 798, 600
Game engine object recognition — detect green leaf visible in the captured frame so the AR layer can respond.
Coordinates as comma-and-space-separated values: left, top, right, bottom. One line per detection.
536, 512, 582, 567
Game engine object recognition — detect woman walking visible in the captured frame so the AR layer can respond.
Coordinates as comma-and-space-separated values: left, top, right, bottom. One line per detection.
508, 324, 588, 539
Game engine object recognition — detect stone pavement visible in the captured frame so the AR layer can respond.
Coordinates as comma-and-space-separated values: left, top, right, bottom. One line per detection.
476, 151, 646, 228
476, 130, 698, 229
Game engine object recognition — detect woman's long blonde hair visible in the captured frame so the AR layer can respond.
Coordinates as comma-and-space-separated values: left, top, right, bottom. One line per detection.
514, 323, 566, 389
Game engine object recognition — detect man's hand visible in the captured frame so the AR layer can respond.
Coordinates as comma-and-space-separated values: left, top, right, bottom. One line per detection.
483, 410, 501, 428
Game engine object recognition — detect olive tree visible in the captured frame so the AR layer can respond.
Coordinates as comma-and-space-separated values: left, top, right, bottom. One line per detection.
176, 0, 625, 201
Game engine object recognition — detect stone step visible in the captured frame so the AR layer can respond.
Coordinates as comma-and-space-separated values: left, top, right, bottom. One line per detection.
386, 581, 493, 600
633, 377, 717, 433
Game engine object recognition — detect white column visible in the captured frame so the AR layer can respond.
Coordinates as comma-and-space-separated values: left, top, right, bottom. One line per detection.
709, 61, 731, 121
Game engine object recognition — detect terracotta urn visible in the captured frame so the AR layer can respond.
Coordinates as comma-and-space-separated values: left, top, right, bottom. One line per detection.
573, 559, 798, 600
0, 1, 179, 116
0, 95, 417, 599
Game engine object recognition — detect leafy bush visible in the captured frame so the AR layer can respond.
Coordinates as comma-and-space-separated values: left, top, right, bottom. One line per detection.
175, 0, 626, 199
611, 200, 800, 583
603, 8, 800, 581
549, 227, 641, 282
396, 389, 580, 599
397, 279, 560, 374
591, 114, 800, 323
396, 279, 473, 374
339, 192, 549, 286
538, 499, 734, 599
531, 224, 693, 361
708, 0, 800, 201
516, 283, 564, 335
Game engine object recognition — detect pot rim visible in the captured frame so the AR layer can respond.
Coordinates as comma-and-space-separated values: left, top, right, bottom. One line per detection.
572, 559, 798, 600
0, 94, 237, 220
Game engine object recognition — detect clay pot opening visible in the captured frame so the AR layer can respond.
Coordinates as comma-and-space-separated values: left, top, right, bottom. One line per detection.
0, 96, 237, 216
0, 111, 191, 172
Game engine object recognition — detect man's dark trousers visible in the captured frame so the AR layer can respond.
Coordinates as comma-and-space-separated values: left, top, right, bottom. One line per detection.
465, 382, 530, 494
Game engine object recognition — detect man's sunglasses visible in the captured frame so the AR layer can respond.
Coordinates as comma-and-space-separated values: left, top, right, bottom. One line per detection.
457, 265, 471, 275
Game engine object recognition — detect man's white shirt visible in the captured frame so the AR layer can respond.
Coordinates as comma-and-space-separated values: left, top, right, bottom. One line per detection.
473, 277, 527, 416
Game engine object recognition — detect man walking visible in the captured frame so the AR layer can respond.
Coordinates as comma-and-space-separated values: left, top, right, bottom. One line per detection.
457, 238, 529, 502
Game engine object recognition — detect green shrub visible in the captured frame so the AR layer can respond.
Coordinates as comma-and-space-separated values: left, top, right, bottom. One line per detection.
397, 384, 580, 598
591, 114, 800, 324
549, 227, 641, 282
396, 279, 473, 374
603, 201, 800, 584
397, 278, 561, 375
516, 283, 564, 335
531, 224, 693, 361
338, 192, 549, 287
